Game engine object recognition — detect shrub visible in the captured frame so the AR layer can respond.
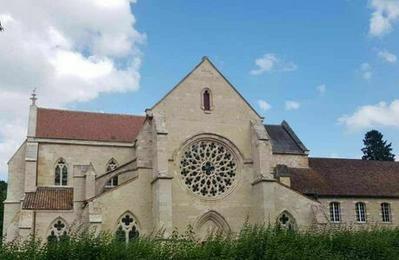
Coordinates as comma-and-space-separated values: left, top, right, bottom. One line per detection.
1, 226, 398, 259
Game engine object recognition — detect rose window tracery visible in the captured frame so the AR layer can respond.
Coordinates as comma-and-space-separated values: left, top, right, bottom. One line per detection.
180, 140, 237, 197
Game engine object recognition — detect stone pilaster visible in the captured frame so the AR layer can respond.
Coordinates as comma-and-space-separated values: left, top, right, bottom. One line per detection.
149, 112, 173, 236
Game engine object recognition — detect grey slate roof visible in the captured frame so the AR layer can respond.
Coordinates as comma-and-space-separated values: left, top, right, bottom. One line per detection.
265, 121, 308, 155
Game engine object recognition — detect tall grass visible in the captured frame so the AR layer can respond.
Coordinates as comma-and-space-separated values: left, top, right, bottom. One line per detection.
1, 225, 399, 259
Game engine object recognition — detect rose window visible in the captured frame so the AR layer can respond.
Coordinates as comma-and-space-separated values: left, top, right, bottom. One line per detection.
180, 140, 237, 197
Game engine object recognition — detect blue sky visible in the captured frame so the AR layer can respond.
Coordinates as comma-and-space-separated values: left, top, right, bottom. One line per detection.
1, 0, 399, 179
76, 0, 399, 159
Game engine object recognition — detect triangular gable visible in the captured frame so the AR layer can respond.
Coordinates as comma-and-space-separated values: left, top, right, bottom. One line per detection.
151, 56, 263, 119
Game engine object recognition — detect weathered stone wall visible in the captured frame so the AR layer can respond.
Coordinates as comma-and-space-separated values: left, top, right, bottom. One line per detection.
3, 142, 26, 240
273, 154, 309, 168
37, 143, 134, 186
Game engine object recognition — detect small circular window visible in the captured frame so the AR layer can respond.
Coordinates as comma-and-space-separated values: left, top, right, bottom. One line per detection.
180, 140, 237, 198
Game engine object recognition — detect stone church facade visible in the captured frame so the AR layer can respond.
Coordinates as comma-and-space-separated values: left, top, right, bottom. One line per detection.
3, 57, 399, 242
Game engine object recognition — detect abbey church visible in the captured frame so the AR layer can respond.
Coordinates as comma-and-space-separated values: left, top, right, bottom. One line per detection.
3, 57, 399, 242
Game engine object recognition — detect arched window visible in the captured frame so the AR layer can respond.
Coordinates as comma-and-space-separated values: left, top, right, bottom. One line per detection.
329, 202, 341, 223
381, 202, 391, 223
106, 158, 119, 187
277, 211, 297, 230
201, 88, 212, 111
355, 202, 366, 223
55, 158, 68, 186
106, 158, 119, 172
47, 218, 69, 242
115, 212, 139, 244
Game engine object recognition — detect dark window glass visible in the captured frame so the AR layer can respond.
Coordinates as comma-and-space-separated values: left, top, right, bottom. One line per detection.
203, 90, 210, 111
381, 203, 391, 222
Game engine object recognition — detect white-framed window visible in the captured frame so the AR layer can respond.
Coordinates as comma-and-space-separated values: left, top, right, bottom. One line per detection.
329, 202, 341, 223
106, 176, 118, 188
381, 202, 391, 223
55, 158, 68, 186
355, 202, 366, 223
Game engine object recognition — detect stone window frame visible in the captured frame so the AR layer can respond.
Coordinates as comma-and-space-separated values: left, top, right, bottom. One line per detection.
47, 217, 69, 242
200, 88, 213, 113
175, 134, 243, 201
54, 158, 68, 186
276, 210, 297, 231
105, 158, 119, 188
114, 211, 140, 244
355, 202, 367, 223
381, 202, 392, 223
329, 201, 341, 223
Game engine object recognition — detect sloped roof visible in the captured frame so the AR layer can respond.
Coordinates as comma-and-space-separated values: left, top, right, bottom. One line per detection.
36, 108, 145, 143
22, 187, 73, 210
290, 158, 399, 198
265, 121, 308, 155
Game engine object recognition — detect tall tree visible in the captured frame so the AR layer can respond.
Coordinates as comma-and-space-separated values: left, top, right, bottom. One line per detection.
361, 130, 395, 161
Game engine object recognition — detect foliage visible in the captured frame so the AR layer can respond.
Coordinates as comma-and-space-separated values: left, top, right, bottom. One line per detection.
1, 225, 399, 259
0, 181, 7, 236
361, 130, 395, 161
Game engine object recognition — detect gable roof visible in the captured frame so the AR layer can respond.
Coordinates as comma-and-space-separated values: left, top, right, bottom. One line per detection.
22, 187, 73, 210
265, 121, 308, 155
290, 158, 399, 198
151, 56, 263, 119
36, 108, 145, 143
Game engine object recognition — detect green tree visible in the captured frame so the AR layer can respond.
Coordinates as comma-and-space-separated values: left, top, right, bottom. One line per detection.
0, 180, 7, 236
361, 130, 395, 161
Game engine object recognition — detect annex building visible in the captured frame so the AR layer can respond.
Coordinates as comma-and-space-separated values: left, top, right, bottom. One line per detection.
4, 57, 399, 242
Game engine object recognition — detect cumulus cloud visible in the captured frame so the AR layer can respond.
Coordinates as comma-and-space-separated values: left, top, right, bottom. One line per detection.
0, 0, 144, 179
338, 100, 399, 131
257, 99, 271, 111
360, 63, 372, 80
285, 100, 301, 111
316, 84, 326, 95
378, 50, 397, 63
250, 53, 297, 75
369, 0, 399, 37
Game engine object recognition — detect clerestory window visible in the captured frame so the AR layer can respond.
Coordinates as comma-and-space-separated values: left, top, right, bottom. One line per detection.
55, 158, 68, 186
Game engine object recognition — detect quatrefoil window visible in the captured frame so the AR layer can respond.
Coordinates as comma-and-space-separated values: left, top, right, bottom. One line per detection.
180, 140, 237, 197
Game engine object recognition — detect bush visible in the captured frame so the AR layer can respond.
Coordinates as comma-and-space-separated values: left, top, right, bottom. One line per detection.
1, 226, 398, 259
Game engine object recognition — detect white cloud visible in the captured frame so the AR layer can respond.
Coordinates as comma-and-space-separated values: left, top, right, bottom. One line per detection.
250, 53, 297, 75
285, 100, 301, 111
378, 50, 397, 63
316, 84, 326, 95
338, 100, 399, 131
257, 99, 271, 111
369, 0, 399, 37
0, 0, 144, 179
360, 62, 372, 80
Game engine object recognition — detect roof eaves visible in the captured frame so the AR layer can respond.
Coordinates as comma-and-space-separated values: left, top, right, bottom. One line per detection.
281, 120, 309, 153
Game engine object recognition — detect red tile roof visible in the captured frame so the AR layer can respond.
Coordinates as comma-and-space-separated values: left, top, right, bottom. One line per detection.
36, 108, 145, 142
290, 158, 399, 198
22, 187, 73, 210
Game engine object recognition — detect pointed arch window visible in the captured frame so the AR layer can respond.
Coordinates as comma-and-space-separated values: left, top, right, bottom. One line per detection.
115, 213, 139, 243
277, 211, 297, 230
106, 158, 119, 172
381, 202, 391, 223
47, 218, 69, 242
106, 158, 119, 187
55, 158, 68, 186
355, 202, 366, 223
201, 88, 213, 111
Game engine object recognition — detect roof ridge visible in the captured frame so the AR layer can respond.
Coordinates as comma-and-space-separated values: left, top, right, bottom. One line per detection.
37, 107, 145, 118
310, 157, 399, 163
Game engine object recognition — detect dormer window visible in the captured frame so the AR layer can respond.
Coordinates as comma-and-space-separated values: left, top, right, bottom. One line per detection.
201, 88, 213, 112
